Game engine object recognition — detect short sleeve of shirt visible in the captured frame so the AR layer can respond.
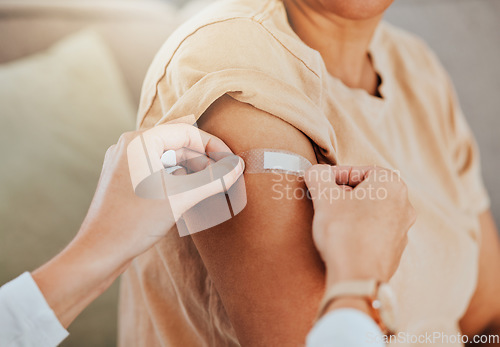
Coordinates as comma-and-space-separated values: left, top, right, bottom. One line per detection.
136, 17, 336, 158
445, 76, 490, 215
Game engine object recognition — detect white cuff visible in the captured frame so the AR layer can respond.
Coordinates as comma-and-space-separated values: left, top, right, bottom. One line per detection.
306, 308, 385, 347
0, 272, 69, 347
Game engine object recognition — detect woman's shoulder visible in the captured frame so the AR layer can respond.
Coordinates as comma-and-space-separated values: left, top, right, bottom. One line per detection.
138, 0, 323, 128
169, 0, 275, 51
142, 0, 320, 96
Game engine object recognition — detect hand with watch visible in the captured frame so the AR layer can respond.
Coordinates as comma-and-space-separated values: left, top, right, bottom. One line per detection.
304, 164, 416, 344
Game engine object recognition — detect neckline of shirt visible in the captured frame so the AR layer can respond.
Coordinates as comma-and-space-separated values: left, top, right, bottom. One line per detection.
266, 0, 390, 115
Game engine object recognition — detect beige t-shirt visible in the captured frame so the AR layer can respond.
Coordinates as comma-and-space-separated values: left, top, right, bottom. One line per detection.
119, 0, 490, 346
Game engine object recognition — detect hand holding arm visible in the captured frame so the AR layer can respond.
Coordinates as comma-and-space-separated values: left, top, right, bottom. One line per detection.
304, 165, 416, 347
304, 165, 416, 288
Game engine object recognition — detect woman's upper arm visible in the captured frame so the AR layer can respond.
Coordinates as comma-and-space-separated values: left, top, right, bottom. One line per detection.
192, 95, 325, 346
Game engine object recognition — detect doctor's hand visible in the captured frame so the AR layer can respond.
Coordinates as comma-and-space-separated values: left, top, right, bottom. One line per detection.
304, 165, 416, 286
86, 123, 244, 261
32, 123, 244, 329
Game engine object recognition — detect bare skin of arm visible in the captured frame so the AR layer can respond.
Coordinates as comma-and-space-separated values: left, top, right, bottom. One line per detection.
460, 210, 500, 346
192, 95, 325, 346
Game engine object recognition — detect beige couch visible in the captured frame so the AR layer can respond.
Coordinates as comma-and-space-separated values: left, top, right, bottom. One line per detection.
0, 0, 181, 105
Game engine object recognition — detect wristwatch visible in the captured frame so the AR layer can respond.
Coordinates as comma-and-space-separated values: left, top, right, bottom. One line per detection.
316, 279, 398, 334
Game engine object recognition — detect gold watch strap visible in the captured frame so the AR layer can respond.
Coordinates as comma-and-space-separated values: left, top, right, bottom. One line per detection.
316, 279, 378, 320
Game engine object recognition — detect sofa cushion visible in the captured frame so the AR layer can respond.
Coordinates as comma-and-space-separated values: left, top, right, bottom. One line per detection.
0, 0, 179, 105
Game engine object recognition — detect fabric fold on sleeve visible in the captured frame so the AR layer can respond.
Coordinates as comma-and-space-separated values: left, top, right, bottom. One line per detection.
137, 17, 338, 164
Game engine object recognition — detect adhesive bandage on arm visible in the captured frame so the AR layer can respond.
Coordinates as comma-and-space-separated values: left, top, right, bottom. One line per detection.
168, 148, 313, 236
131, 147, 312, 237
172, 149, 312, 236
238, 148, 313, 176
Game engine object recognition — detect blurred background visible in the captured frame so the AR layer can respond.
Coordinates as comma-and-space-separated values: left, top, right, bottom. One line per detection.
0, 0, 498, 345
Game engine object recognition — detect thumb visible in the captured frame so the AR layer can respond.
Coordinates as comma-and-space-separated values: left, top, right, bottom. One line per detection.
304, 164, 339, 205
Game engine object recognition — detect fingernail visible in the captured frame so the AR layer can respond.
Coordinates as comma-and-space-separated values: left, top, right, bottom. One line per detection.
238, 157, 245, 173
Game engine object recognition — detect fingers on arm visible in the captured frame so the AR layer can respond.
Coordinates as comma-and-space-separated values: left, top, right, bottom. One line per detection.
123, 121, 236, 191
142, 123, 232, 155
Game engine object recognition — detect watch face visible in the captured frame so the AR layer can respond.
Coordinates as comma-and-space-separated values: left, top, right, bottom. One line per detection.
378, 283, 399, 333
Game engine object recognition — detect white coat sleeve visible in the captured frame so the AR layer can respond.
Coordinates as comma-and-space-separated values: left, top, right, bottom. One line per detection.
306, 308, 385, 347
0, 272, 68, 347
